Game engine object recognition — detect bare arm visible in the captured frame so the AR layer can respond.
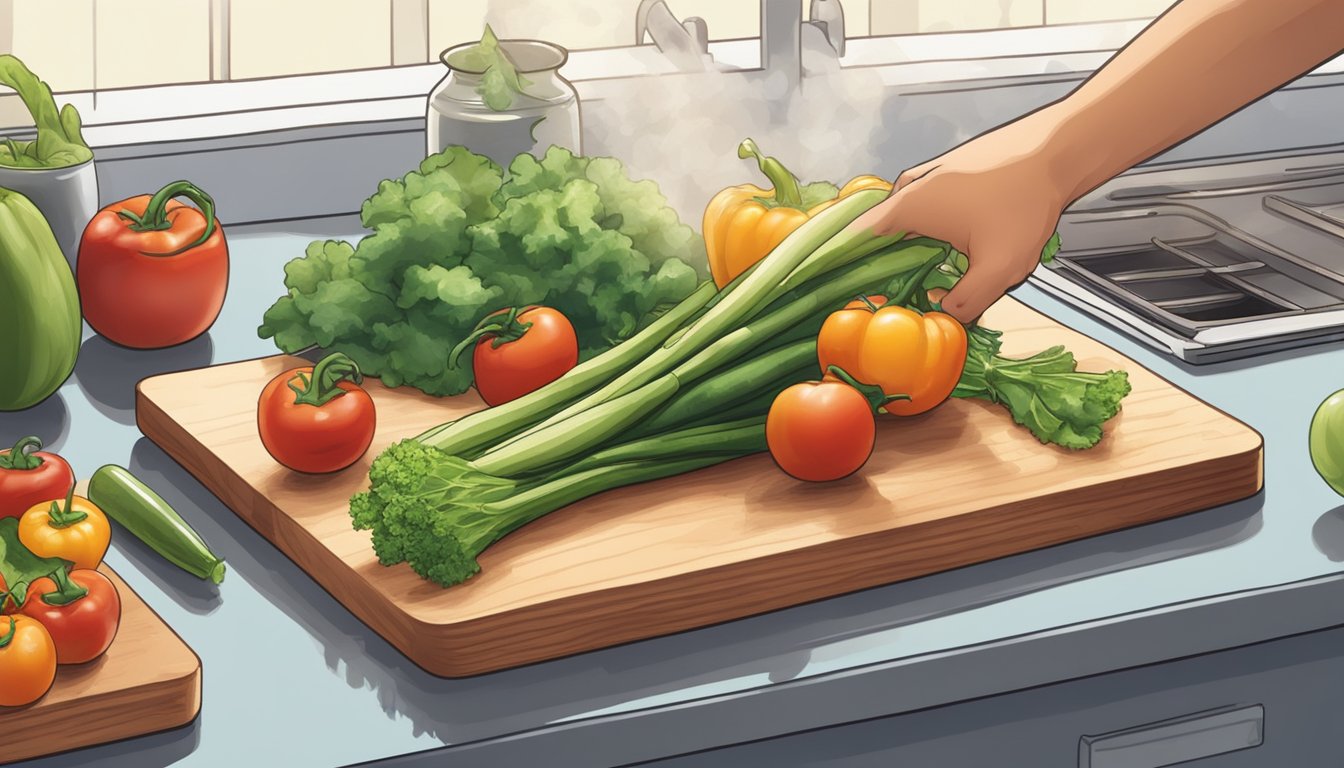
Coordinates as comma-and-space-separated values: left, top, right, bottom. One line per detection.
856, 0, 1344, 322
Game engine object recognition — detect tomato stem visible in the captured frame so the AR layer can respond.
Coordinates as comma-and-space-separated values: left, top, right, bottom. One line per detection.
448, 307, 534, 370
38, 568, 88, 607
116, 179, 219, 257
0, 616, 13, 648
825, 365, 911, 415
289, 352, 363, 407
0, 435, 44, 470
45, 482, 87, 529
738, 138, 803, 208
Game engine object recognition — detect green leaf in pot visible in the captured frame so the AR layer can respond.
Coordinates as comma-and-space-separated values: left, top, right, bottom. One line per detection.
447, 25, 533, 112
0, 55, 93, 169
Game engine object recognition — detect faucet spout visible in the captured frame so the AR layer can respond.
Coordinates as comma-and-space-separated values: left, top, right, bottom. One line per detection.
636, 0, 709, 72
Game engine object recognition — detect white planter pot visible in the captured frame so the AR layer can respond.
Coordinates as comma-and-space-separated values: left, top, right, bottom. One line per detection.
0, 159, 99, 270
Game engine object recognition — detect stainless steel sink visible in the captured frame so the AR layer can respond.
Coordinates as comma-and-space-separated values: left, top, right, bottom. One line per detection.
1030, 148, 1344, 363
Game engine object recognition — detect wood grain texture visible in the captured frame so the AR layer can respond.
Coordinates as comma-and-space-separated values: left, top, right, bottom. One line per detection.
2, 566, 201, 765
135, 298, 1263, 677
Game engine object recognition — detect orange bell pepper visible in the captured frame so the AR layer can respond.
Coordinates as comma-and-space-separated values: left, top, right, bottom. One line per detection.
702, 140, 893, 288
817, 295, 967, 416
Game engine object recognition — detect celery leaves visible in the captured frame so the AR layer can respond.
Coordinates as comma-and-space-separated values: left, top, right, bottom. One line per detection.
954, 326, 1132, 450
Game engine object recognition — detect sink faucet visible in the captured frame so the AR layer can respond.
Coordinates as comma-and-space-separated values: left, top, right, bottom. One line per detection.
635, 0, 710, 71
762, 0, 847, 87
636, 0, 846, 81
808, 0, 846, 58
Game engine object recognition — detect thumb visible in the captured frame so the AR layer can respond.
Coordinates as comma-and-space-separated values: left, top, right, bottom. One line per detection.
848, 184, 915, 238
940, 244, 1035, 324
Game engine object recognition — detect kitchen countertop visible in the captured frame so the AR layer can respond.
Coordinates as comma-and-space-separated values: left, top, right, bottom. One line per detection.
10, 220, 1344, 768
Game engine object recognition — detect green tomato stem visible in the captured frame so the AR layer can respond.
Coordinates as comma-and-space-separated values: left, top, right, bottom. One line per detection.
448, 307, 534, 370
0, 435, 44, 471
116, 179, 219, 257
825, 365, 911, 414
38, 567, 88, 607
289, 352, 362, 407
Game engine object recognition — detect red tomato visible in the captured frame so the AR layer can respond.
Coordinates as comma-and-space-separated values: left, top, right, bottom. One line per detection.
19, 569, 121, 665
460, 306, 578, 406
0, 436, 74, 521
766, 379, 876, 482
78, 180, 228, 349
258, 352, 376, 474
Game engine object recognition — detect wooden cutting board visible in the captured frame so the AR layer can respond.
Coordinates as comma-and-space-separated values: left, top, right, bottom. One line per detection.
135, 298, 1262, 678
2, 566, 201, 765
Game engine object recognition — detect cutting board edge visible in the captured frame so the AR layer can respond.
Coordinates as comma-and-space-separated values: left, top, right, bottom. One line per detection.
395, 436, 1265, 676
1, 567, 202, 765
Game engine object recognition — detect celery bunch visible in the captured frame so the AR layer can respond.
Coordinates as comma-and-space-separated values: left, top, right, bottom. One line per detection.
351, 191, 1130, 587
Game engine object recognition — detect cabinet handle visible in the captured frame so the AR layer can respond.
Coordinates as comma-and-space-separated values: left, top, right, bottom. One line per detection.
1079, 704, 1264, 768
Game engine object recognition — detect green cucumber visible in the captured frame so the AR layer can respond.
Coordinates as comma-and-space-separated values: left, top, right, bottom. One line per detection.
88, 464, 226, 584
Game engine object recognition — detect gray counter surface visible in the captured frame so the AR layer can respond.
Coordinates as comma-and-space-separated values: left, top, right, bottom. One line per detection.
9, 220, 1344, 768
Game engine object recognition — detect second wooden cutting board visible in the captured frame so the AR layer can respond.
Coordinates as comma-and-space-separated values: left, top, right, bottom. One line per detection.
135, 298, 1263, 677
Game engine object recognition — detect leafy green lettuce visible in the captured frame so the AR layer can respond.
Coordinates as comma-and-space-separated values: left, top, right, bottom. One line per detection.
259, 146, 706, 396
0, 55, 93, 169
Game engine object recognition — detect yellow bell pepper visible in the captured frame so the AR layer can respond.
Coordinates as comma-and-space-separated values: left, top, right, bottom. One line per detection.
702, 139, 894, 288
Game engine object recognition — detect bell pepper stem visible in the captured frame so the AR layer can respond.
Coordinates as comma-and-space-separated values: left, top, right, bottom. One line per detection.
46, 482, 87, 528
448, 307, 534, 370
0, 435, 44, 470
289, 352, 363, 407
0, 616, 13, 648
116, 179, 219, 257
738, 138, 803, 208
39, 568, 89, 607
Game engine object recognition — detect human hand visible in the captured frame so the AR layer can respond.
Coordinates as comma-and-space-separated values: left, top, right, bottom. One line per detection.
850, 110, 1077, 323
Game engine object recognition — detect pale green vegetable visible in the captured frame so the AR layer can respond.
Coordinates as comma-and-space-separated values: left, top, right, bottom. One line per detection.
1311, 388, 1344, 497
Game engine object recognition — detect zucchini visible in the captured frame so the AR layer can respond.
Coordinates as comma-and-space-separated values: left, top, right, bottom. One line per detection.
0, 186, 80, 411
88, 464, 226, 584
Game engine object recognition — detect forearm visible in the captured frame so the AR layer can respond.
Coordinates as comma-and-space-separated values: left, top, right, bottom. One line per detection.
1039, 0, 1344, 203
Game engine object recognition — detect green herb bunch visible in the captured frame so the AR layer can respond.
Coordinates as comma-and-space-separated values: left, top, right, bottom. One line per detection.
259, 145, 707, 396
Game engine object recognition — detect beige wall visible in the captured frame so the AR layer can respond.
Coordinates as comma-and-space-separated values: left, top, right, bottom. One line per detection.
0, 0, 1177, 91
872, 0, 1041, 34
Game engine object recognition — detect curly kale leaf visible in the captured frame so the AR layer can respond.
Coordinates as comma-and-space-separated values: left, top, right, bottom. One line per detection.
259, 144, 706, 396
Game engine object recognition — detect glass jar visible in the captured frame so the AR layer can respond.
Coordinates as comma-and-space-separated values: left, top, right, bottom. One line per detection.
427, 39, 582, 168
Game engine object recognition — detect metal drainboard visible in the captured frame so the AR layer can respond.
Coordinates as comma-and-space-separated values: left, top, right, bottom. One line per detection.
1054, 231, 1304, 338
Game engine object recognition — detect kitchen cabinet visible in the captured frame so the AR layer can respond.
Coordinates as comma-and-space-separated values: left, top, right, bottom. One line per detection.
650, 624, 1344, 767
